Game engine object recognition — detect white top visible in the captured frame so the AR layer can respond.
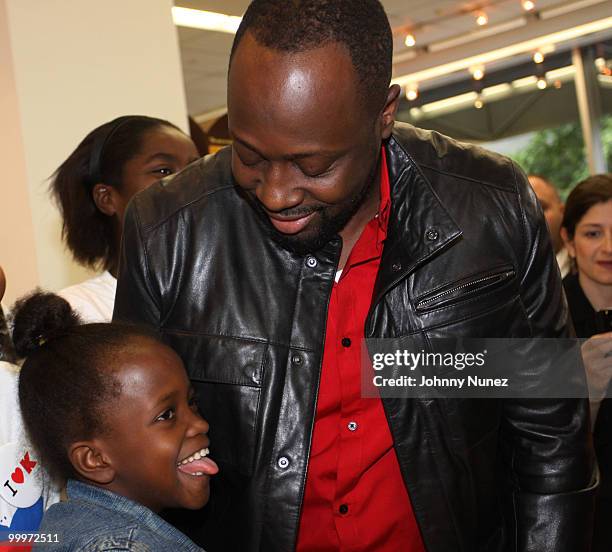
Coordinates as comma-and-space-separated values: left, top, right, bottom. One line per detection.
0, 361, 60, 530
58, 271, 117, 323
556, 248, 571, 279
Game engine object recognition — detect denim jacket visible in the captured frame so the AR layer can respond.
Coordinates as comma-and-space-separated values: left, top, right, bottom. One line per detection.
34, 479, 204, 551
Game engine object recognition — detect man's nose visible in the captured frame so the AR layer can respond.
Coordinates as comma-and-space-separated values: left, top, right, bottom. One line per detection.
255, 162, 304, 213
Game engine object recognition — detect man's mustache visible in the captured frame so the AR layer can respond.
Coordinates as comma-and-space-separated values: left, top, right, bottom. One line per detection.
250, 196, 322, 218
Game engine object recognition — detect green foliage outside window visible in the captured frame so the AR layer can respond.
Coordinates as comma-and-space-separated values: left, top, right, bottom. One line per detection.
511, 114, 612, 198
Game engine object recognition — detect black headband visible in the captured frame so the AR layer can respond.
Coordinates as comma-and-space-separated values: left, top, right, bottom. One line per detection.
87, 115, 139, 186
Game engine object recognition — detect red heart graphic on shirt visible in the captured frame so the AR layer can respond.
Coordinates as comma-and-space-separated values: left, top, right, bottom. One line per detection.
11, 467, 24, 484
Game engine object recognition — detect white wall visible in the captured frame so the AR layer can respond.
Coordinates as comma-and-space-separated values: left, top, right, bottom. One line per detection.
0, 0, 39, 306
1, 0, 189, 305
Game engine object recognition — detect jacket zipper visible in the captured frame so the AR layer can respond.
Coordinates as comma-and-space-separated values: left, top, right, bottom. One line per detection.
416, 270, 515, 311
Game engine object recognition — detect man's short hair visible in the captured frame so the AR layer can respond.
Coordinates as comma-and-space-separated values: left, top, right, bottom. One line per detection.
230, 0, 393, 114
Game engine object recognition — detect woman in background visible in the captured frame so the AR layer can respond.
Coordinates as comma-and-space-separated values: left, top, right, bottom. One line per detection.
560, 173, 612, 551
53, 115, 199, 322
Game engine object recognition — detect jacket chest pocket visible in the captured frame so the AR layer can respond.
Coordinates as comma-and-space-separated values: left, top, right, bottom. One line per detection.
412, 266, 520, 332
164, 332, 265, 476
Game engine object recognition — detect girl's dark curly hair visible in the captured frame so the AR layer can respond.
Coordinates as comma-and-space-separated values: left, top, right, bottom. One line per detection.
13, 291, 156, 481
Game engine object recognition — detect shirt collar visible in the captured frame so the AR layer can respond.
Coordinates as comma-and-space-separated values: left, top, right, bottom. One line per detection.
376, 147, 391, 247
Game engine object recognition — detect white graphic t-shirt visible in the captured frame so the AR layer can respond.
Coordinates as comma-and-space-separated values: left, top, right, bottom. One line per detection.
0, 361, 59, 539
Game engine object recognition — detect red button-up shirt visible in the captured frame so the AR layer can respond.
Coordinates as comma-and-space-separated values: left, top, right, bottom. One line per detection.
296, 150, 425, 552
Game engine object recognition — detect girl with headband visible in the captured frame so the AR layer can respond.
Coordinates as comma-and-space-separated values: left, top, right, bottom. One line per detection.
52, 116, 199, 322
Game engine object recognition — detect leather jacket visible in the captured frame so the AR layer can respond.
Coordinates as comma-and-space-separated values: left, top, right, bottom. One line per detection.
114, 123, 595, 552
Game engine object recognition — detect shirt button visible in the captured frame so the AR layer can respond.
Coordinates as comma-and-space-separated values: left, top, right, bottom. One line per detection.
305, 256, 318, 268
278, 456, 290, 469
291, 354, 303, 365
426, 229, 439, 241
339, 504, 349, 515
392, 262, 402, 272
341, 337, 351, 347
347, 421, 358, 431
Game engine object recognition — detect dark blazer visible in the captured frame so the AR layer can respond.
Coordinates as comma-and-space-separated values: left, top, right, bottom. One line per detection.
114, 123, 595, 552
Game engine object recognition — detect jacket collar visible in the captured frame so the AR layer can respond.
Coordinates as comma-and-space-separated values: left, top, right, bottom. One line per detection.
66, 479, 201, 551
372, 132, 462, 304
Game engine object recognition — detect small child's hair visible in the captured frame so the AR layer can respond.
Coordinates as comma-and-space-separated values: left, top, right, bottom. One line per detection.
13, 291, 157, 481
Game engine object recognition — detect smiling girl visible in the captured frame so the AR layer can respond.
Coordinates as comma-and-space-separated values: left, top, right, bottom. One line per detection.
52, 116, 199, 322
12, 292, 218, 551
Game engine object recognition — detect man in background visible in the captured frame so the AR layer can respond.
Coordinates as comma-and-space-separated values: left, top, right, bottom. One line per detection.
529, 174, 570, 277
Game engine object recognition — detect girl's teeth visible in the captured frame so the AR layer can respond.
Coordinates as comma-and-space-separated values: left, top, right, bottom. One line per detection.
177, 448, 210, 466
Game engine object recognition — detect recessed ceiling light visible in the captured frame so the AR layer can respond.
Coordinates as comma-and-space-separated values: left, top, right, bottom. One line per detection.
172, 7, 241, 34
522, 1, 536, 12
471, 66, 485, 80
392, 17, 612, 88
476, 12, 489, 26
406, 84, 419, 101
405, 33, 416, 47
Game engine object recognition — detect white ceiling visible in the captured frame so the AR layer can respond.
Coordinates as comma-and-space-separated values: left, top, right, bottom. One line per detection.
174, 0, 612, 118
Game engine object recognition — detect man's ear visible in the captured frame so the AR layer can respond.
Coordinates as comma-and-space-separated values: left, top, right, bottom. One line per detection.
92, 183, 118, 217
380, 84, 401, 140
69, 440, 116, 485
560, 227, 575, 258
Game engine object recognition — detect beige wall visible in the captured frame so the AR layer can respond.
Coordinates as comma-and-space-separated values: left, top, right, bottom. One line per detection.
1, 0, 189, 306
0, 0, 39, 306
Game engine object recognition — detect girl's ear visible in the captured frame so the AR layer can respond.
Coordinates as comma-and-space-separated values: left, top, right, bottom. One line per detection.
69, 440, 116, 484
92, 183, 119, 217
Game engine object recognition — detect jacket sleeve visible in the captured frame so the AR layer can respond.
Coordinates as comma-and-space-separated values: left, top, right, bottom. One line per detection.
502, 161, 596, 552
112, 199, 161, 329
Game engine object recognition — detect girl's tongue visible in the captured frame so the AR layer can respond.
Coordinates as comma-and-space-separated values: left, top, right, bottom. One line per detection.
178, 456, 219, 475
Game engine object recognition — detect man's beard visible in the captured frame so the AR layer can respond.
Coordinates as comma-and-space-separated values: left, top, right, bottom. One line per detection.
249, 159, 380, 256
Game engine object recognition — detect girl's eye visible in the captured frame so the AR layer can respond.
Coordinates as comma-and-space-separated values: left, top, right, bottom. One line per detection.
153, 167, 174, 176
584, 230, 602, 238
156, 408, 175, 422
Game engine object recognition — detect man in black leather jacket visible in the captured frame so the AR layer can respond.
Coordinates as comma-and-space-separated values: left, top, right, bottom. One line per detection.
114, 1, 595, 550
